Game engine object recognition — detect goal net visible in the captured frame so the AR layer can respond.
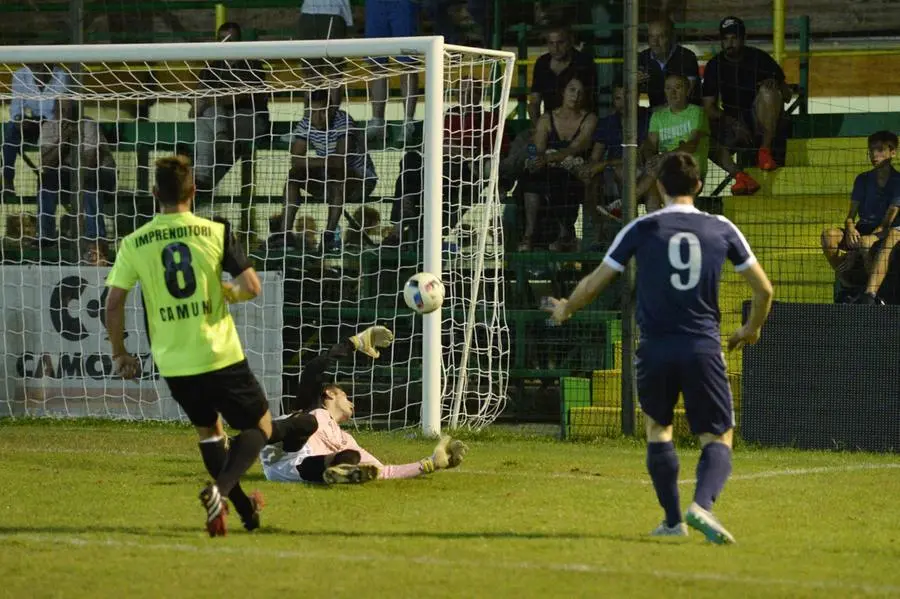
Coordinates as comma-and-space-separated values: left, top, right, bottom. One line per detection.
0, 38, 515, 433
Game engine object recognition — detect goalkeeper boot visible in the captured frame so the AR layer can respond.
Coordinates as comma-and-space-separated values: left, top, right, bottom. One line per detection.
199, 483, 229, 538
323, 463, 381, 485
650, 521, 689, 537
686, 502, 736, 545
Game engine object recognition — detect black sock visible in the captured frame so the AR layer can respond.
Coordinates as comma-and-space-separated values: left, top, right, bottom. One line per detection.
198, 437, 252, 516
646, 441, 682, 528
693, 442, 733, 511
216, 428, 267, 497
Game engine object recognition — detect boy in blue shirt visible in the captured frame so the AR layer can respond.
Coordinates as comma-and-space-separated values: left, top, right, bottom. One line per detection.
821, 130, 900, 303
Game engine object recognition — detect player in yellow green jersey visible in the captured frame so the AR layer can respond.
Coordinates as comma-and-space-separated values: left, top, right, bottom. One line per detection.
104, 155, 275, 537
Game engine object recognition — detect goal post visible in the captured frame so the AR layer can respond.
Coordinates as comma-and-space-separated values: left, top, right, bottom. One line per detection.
0, 37, 515, 435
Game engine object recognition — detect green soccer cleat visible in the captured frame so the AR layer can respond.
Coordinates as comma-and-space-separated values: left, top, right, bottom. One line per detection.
323, 463, 381, 485
650, 521, 689, 537
686, 503, 736, 545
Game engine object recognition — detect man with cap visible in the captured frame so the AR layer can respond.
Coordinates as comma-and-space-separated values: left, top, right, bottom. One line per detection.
702, 16, 793, 195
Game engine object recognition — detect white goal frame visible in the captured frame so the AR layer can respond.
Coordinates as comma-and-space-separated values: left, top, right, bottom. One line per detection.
0, 37, 516, 437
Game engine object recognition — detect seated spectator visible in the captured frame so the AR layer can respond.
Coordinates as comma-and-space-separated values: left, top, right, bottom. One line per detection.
637, 18, 700, 111
278, 89, 377, 253
702, 17, 792, 196
192, 22, 269, 199
528, 24, 597, 123
579, 83, 650, 241
519, 76, 597, 252
385, 79, 499, 246
37, 110, 117, 263
638, 74, 709, 211
821, 131, 900, 304
3, 63, 71, 196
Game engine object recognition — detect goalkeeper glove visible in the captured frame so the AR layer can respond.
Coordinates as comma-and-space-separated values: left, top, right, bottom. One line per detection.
350, 325, 394, 359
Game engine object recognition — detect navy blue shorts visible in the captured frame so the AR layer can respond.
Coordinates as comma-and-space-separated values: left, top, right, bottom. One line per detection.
635, 342, 734, 435
365, 0, 419, 38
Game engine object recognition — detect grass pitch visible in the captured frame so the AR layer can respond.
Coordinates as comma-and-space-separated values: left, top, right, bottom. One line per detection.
0, 420, 898, 598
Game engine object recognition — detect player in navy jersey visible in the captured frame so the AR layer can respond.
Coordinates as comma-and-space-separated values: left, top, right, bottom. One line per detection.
545, 152, 773, 544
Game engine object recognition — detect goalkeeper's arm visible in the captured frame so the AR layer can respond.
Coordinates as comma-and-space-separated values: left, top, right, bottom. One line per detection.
293, 327, 395, 411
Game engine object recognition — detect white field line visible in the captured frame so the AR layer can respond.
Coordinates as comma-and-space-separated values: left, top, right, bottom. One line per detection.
1, 533, 898, 596
4, 446, 900, 485
456, 463, 900, 485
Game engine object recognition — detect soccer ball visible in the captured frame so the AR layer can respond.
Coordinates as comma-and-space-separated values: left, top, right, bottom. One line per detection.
403, 272, 445, 314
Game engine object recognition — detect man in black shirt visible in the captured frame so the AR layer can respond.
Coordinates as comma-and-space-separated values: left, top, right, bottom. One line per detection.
193, 22, 270, 197
702, 17, 792, 195
528, 24, 597, 122
637, 18, 700, 110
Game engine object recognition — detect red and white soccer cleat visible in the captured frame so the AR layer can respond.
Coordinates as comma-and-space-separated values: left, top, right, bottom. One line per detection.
199, 483, 229, 538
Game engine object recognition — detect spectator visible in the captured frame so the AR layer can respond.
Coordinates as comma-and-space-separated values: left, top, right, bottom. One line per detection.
638, 73, 709, 211
702, 16, 792, 196
579, 83, 650, 241
821, 130, 900, 304
3, 63, 71, 196
528, 24, 597, 124
37, 111, 117, 262
426, 0, 487, 45
365, 0, 419, 143
384, 78, 500, 246
637, 18, 700, 111
296, 0, 352, 79
519, 76, 597, 252
278, 89, 377, 253
192, 22, 270, 199
297, 0, 352, 40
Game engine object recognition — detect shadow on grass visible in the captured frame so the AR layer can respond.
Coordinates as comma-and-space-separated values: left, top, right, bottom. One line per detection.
0, 525, 202, 538
0, 525, 663, 545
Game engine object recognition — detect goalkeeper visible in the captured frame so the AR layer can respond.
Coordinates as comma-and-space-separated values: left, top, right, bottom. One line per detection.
260, 325, 468, 484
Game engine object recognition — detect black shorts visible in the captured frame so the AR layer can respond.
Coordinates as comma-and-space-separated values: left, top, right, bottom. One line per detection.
710, 114, 754, 151
164, 359, 269, 430
636, 341, 734, 435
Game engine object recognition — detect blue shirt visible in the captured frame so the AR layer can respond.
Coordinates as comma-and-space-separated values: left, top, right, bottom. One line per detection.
603, 204, 756, 351
851, 167, 900, 234
592, 108, 650, 160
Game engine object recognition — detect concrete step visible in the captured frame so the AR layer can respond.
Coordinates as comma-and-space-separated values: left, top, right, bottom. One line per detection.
785, 137, 870, 168
723, 194, 847, 223
740, 167, 858, 195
